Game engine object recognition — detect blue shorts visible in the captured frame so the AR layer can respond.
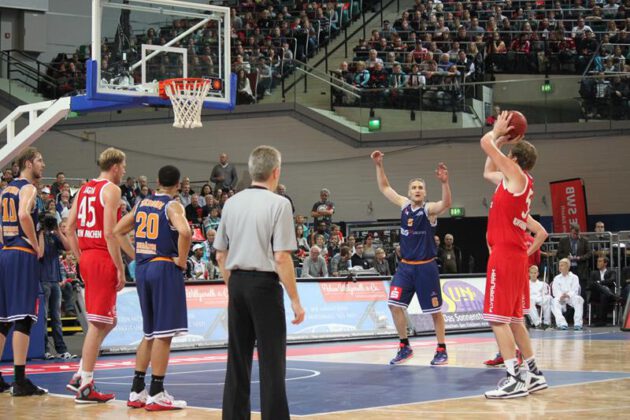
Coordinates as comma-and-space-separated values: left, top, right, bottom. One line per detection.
0, 248, 41, 323
136, 260, 188, 339
388, 260, 443, 313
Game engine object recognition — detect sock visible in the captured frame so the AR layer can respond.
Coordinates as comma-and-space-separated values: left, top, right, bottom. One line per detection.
504, 358, 518, 377
149, 375, 165, 397
437, 343, 447, 351
75, 358, 83, 378
131, 371, 146, 393
14, 365, 26, 384
80, 371, 94, 387
526, 357, 541, 375
400, 338, 410, 347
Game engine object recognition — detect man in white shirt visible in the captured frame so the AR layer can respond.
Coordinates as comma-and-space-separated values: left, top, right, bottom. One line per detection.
527, 266, 551, 329
551, 258, 584, 330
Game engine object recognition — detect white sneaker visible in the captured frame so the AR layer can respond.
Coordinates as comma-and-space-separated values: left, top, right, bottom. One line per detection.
522, 370, 548, 393
485, 373, 529, 399
127, 389, 148, 408
59, 352, 78, 360
44, 352, 56, 360
145, 391, 186, 411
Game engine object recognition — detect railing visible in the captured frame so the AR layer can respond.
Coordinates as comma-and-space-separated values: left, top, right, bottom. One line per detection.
0, 50, 59, 97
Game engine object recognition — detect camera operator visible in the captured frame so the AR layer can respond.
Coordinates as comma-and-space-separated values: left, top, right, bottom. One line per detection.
38, 214, 75, 360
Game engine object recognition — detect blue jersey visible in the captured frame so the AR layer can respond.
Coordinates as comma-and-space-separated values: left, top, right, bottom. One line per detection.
1, 178, 37, 249
399, 202, 436, 261
134, 194, 179, 265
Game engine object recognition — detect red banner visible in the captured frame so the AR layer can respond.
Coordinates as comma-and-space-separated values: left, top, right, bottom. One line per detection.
549, 178, 588, 233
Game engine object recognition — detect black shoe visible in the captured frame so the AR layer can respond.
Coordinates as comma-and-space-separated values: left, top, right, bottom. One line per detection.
0, 377, 10, 393
10, 379, 48, 396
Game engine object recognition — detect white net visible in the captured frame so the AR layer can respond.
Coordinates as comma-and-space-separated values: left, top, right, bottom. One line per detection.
163, 78, 212, 128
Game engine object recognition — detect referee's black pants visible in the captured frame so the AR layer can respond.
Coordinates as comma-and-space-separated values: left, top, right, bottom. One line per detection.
222, 271, 289, 420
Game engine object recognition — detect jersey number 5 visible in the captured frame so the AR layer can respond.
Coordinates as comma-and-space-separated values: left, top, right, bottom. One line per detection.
521, 189, 534, 220
136, 211, 159, 240
78, 196, 97, 228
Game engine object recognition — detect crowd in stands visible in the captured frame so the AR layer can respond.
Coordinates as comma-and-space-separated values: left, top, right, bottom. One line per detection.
330, 0, 630, 113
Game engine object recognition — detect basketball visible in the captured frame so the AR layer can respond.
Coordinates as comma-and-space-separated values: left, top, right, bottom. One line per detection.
508, 110, 528, 140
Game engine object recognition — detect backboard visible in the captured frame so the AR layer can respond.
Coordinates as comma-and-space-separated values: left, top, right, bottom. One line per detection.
73, 0, 234, 112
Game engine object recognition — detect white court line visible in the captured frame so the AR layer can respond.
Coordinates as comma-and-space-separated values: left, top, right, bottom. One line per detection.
96, 367, 320, 386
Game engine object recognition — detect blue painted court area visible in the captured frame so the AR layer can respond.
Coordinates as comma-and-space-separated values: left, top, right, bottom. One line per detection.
33, 360, 630, 415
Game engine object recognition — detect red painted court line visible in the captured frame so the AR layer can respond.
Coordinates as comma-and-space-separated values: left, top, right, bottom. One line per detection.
1, 336, 495, 375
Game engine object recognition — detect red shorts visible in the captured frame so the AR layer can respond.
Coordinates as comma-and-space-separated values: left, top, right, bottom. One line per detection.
483, 246, 529, 324
80, 249, 117, 324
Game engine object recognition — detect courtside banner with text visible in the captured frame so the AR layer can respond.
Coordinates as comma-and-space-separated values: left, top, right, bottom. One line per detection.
549, 178, 588, 233
408, 277, 489, 333
102, 280, 397, 353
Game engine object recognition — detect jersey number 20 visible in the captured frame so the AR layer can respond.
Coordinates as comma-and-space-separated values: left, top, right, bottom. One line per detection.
136, 211, 159, 240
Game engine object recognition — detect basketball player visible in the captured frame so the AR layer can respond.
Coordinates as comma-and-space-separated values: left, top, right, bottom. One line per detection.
371, 151, 452, 365
66, 148, 126, 403
481, 111, 548, 398
0, 147, 48, 396
113, 165, 191, 411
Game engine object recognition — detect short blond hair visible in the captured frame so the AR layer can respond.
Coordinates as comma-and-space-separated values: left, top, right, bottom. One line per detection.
559, 258, 570, 266
98, 147, 126, 171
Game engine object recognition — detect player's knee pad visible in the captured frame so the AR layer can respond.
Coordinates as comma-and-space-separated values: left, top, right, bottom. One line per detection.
13, 318, 33, 336
0, 322, 10, 337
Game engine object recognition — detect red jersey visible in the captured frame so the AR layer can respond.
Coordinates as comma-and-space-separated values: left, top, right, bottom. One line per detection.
487, 172, 534, 251
76, 179, 120, 251
524, 233, 541, 267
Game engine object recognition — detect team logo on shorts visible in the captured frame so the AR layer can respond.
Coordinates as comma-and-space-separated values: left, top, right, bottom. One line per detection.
432, 297, 439, 307
389, 286, 402, 300
407, 218, 414, 227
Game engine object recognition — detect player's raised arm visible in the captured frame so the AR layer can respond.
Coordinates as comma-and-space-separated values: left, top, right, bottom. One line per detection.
480, 111, 525, 190
427, 162, 452, 216
114, 211, 136, 260
103, 183, 126, 291
525, 215, 549, 257
18, 184, 40, 256
370, 150, 407, 207
166, 200, 192, 270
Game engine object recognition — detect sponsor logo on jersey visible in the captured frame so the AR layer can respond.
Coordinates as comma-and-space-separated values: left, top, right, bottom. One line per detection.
407, 218, 414, 227
489, 268, 497, 313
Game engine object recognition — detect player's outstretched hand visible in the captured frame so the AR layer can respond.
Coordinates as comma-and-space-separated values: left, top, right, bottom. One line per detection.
493, 111, 514, 138
116, 269, 126, 292
435, 162, 449, 183
370, 150, 384, 165
291, 299, 305, 325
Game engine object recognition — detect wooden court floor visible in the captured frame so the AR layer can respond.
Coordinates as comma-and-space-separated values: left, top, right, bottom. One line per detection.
1, 328, 629, 419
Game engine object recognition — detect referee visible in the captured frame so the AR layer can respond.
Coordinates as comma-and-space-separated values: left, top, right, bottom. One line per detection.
215, 145, 305, 420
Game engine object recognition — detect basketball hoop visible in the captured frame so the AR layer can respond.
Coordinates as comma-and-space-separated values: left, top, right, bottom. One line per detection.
159, 78, 211, 128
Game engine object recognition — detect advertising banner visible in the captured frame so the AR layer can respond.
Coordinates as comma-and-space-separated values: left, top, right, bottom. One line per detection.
549, 178, 588, 233
408, 277, 489, 333
103, 280, 396, 353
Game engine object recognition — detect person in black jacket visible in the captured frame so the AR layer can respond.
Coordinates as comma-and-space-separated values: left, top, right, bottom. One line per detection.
589, 256, 620, 325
